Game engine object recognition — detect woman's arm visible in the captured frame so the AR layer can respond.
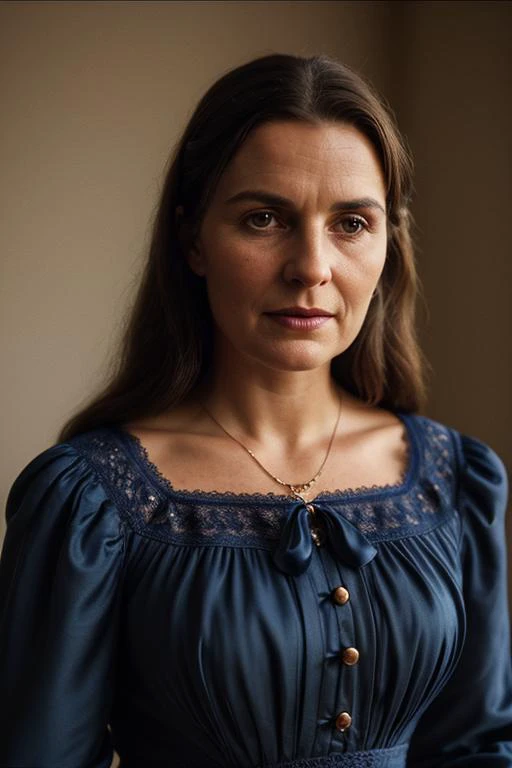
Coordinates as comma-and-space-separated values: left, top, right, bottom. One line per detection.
407, 434, 512, 766
0, 444, 125, 768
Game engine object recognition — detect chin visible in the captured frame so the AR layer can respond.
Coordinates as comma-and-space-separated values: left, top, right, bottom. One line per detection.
216, 333, 350, 375
250, 344, 339, 374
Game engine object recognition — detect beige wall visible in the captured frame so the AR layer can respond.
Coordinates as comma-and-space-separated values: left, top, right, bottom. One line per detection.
388, 0, 512, 594
391, 1, 512, 452
1, 0, 510, 534
0, 3, 510, 765
0, 0, 393, 525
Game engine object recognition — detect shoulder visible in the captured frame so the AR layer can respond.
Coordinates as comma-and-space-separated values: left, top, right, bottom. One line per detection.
1, 435, 126, 650
2, 433, 126, 601
9, 427, 121, 490
404, 411, 507, 478
403, 412, 508, 524
6, 428, 127, 532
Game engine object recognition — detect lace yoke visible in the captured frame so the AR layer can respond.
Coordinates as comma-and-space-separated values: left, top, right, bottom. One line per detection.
69, 415, 458, 549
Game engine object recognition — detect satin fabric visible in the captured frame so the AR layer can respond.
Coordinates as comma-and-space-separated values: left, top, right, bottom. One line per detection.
0, 413, 511, 768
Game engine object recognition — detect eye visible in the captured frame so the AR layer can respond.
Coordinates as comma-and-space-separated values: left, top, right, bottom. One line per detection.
243, 211, 280, 230
333, 215, 368, 236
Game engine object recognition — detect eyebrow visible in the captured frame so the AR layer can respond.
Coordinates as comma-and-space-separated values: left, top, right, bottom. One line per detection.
224, 189, 386, 215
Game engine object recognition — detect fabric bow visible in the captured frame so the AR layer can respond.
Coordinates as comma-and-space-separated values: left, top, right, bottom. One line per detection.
273, 501, 377, 576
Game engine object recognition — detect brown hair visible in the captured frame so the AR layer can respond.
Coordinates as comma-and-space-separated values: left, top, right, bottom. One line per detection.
58, 53, 428, 442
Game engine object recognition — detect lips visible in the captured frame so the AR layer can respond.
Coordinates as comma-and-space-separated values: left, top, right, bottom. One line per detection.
267, 306, 334, 317
265, 307, 334, 330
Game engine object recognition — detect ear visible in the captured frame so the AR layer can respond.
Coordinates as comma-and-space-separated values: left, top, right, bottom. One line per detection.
187, 242, 207, 277
175, 205, 207, 277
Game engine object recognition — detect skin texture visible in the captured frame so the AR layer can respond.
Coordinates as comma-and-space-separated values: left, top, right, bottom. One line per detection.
125, 120, 408, 498
189, 120, 388, 379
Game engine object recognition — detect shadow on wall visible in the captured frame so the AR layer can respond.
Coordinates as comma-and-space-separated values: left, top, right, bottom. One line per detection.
0, 0, 394, 532
0, 0, 510, 593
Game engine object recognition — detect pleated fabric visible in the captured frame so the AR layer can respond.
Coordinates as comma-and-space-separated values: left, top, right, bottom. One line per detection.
0, 413, 511, 768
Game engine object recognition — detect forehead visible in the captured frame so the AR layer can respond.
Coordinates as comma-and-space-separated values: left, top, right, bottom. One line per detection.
212, 120, 386, 203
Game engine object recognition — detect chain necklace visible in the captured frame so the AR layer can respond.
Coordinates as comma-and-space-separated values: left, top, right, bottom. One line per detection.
201, 393, 342, 501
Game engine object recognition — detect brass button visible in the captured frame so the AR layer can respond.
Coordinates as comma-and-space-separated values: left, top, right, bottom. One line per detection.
341, 647, 360, 666
335, 711, 352, 732
332, 586, 350, 605
310, 527, 325, 547
306, 504, 315, 514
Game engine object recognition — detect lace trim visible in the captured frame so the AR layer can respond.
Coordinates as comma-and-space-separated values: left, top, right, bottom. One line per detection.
69, 415, 457, 548
112, 413, 415, 503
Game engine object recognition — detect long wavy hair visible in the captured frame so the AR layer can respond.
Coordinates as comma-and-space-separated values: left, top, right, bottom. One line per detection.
59, 53, 428, 442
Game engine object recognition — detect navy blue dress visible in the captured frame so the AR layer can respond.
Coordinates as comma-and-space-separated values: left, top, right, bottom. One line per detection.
1, 412, 511, 768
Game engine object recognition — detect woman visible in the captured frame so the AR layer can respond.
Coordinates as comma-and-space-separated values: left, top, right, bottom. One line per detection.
0, 53, 511, 768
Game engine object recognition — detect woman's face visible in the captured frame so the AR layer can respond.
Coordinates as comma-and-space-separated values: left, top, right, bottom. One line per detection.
188, 120, 387, 376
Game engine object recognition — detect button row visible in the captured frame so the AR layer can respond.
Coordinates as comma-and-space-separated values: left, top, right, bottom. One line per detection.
305, 505, 355, 734
332, 586, 355, 731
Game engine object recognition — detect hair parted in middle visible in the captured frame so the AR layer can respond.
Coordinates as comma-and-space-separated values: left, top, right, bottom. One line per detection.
59, 52, 427, 443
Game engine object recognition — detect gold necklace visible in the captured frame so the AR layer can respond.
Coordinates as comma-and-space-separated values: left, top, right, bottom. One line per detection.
201, 393, 342, 501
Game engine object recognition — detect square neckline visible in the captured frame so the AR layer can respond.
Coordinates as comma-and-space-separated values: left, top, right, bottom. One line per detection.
110, 411, 421, 506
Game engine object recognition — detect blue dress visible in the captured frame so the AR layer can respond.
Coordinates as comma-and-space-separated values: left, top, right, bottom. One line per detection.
0, 412, 511, 768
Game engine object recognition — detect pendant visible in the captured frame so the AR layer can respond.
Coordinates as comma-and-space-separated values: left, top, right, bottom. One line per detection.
290, 480, 314, 495
310, 527, 325, 547
306, 503, 325, 547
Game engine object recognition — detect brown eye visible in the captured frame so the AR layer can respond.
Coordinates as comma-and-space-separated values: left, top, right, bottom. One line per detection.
335, 215, 367, 235
245, 211, 277, 229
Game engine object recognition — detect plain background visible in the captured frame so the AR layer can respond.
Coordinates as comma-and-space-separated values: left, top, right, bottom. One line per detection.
1, 0, 511, 534
3, 1, 511, 506
2, 0, 511, 503
1, 3, 510, 764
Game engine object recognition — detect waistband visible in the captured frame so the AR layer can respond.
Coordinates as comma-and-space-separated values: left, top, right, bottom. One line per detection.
118, 743, 409, 768
269, 744, 409, 768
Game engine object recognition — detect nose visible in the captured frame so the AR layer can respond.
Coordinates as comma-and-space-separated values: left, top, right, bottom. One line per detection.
282, 226, 333, 287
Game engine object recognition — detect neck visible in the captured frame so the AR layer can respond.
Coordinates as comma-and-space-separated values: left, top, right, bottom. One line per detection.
198, 354, 343, 453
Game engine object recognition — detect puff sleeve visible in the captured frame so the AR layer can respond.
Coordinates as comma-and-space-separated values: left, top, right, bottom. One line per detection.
407, 434, 512, 766
0, 444, 125, 768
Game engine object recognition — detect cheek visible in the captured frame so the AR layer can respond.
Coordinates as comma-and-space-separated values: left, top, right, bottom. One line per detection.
363, 233, 387, 270
203, 251, 269, 323
204, 239, 273, 292
359, 240, 387, 290
341, 244, 386, 296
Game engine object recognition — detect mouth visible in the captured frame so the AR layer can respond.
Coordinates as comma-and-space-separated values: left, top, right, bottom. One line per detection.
267, 307, 335, 318
264, 307, 334, 330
